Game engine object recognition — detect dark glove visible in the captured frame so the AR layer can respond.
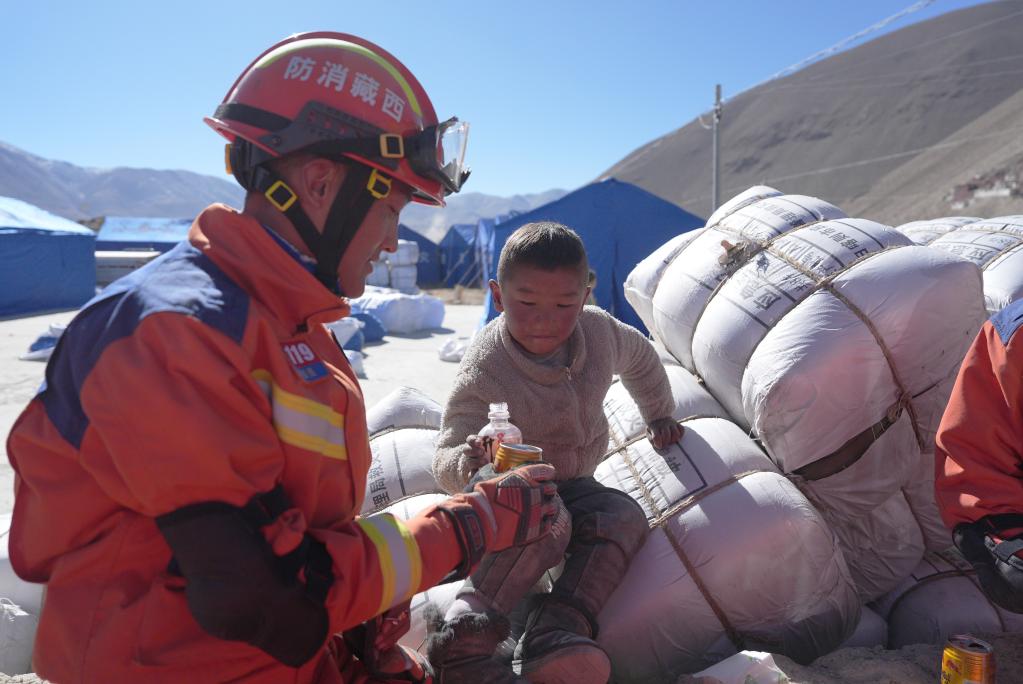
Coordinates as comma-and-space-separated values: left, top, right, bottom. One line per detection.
954, 518, 1023, 614
156, 502, 329, 666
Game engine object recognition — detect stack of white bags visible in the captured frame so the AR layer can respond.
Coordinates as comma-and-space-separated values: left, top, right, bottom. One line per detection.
895, 215, 1023, 314
355, 185, 1023, 681
365, 239, 421, 293
624, 186, 986, 603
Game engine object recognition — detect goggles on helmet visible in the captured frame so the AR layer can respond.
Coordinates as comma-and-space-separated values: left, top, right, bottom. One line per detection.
324, 114, 470, 198
215, 101, 469, 199
409, 118, 471, 196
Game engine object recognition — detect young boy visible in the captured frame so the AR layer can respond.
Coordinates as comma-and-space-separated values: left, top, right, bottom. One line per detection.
428, 222, 682, 684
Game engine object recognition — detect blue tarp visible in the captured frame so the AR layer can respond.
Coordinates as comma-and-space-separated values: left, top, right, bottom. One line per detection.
398, 224, 442, 287
439, 223, 479, 287
96, 216, 192, 252
475, 217, 498, 286
0, 196, 96, 317
481, 179, 705, 334
439, 212, 518, 288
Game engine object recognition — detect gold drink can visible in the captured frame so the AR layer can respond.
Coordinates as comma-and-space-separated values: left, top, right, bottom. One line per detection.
941, 634, 995, 684
494, 443, 543, 473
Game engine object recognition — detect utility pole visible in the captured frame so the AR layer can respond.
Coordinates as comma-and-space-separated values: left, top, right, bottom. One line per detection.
711, 83, 723, 212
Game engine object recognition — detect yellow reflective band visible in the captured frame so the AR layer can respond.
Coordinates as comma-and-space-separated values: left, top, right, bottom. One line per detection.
275, 425, 348, 459
255, 39, 423, 118
357, 514, 423, 613
252, 370, 347, 460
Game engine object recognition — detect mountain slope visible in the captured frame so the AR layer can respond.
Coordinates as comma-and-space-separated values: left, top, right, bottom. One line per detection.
602, 1, 1023, 223
0, 141, 564, 239
0, 141, 245, 219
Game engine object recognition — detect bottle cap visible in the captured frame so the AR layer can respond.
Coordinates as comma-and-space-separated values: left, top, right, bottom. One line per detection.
488, 401, 509, 419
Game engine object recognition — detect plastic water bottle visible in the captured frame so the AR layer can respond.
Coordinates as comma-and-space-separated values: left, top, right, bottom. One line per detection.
477, 402, 522, 464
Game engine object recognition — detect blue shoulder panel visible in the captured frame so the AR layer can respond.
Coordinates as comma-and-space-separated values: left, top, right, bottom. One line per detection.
992, 299, 1023, 347
41, 242, 250, 448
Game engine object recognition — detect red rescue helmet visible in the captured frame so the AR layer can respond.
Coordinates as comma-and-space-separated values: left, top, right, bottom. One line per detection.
205, 31, 469, 206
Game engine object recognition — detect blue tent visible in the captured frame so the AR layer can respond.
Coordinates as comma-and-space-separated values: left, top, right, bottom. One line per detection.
481, 179, 704, 334
96, 216, 192, 252
439, 223, 479, 287
398, 224, 442, 287
0, 196, 96, 317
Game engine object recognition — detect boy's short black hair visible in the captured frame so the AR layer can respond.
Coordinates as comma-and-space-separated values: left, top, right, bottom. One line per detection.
496, 222, 589, 285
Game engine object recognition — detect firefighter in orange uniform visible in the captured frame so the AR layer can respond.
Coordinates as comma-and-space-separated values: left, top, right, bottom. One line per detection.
936, 299, 1023, 613
6, 32, 558, 683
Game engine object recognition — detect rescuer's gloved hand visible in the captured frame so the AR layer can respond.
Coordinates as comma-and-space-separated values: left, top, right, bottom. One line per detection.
467, 462, 558, 551
432, 463, 558, 582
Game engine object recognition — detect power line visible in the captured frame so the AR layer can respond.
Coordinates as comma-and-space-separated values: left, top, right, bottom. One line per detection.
793, 4, 1023, 86
763, 0, 937, 85
759, 65, 1023, 95
704, 3, 1023, 110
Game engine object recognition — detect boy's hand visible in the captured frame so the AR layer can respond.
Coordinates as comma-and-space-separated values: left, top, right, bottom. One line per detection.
373, 600, 411, 652
463, 434, 491, 466
646, 418, 684, 450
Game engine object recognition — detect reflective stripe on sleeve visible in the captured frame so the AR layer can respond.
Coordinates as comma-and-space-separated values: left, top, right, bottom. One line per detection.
356, 513, 424, 613
252, 369, 347, 460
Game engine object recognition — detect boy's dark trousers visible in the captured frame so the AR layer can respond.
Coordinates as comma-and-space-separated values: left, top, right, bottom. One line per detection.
462, 476, 650, 643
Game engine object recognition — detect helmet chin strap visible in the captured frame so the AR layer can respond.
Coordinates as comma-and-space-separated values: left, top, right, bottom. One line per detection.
234, 143, 376, 295
309, 164, 376, 295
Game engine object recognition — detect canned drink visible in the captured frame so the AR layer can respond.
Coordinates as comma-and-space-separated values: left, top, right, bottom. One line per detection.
494, 443, 543, 473
940, 634, 995, 684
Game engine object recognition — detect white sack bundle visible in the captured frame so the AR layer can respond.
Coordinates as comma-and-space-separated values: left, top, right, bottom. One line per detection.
0, 598, 38, 676
927, 215, 1023, 313
366, 260, 390, 288
705, 185, 784, 227
894, 217, 979, 245
366, 386, 444, 436
623, 228, 705, 335
361, 428, 443, 515
736, 238, 984, 482
839, 605, 888, 649
630, 188, 846, 370
323, 317, 363, 349
0, 514, 41, 675
388, 264, 419, 294
902, 447, 954, 552
603, 363, 729, 450
344, 349, 366, 378
803, 489, 925, 602
594, 417, 859, 681
351, 287, 445, 334
388, 239, 420, 267
871, 549, 1023, 648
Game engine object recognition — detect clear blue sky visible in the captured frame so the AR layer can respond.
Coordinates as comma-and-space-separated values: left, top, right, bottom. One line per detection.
0, 0, 989, 197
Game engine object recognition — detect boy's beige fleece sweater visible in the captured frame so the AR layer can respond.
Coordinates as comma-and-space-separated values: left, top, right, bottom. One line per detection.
433, 306, 675, 494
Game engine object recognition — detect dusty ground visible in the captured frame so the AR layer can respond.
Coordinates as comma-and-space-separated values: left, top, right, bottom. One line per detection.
4, 634, 1021, 683
766, 632, 1021, 683
422, 285, 487, 305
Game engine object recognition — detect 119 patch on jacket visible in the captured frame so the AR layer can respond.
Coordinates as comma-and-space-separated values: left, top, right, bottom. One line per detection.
282, 341, 328, 382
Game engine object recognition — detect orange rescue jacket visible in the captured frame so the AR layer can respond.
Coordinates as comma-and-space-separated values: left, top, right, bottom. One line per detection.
6, 204, 461, 683
935, 299, 1023, 530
